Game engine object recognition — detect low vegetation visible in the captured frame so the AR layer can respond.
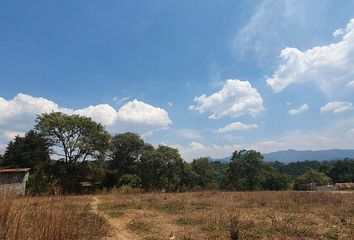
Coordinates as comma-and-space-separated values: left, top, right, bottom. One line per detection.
97, 191, 354, 240
0, 195, 109, 240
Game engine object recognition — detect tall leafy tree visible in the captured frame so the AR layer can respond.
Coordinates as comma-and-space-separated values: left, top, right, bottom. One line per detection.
1, 130, 51, 170
156, 145, 185, 192
329, 159, 354, 183
227, 150, 265, 191
138, 144, 167, 191
35, 112, 110, 193
110, 132, 145, 176
35, 112, 110, 166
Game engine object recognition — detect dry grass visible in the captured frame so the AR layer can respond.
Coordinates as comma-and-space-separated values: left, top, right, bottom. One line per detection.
97, 191, 354, 240
0, 195, 109, 240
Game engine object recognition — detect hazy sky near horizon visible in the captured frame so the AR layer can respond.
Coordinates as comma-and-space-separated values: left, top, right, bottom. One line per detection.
1, 0, 354, 160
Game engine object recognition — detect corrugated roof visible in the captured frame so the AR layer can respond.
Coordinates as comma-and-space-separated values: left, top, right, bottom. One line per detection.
0, 168, 31, 173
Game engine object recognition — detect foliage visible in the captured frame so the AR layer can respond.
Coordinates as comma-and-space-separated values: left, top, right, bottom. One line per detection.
109, 132, 145, 176
329, 159, 354, 183
119, 174, 142, 188
1, 130, 51, 170
293, 169, 332, 190
227, 150, 265, 191
35, 112, 110, 165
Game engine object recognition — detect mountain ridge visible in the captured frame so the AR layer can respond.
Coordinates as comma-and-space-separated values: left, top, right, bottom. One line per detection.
210, 149, 354, 164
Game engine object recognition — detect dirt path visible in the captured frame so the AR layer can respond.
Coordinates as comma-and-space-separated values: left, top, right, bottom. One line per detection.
91, 196, 139, 240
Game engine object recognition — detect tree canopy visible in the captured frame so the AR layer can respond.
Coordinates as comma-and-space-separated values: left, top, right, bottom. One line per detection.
1, 130, 50, 170
35, 112, 110, 165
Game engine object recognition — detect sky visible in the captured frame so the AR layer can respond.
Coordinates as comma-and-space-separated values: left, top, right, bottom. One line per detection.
1, 0, 354, 161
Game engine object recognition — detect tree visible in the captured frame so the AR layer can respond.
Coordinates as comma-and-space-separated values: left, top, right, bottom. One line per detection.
1, 130, 51, 170
227, 150, 265, 191
35, 112, 110, 193
138, 145, 167, 191
293, 169, 332, 190
35, 112, 110, 166
156, 145, 185, 192
329, 159, 354, 183
109, 132, 144, 176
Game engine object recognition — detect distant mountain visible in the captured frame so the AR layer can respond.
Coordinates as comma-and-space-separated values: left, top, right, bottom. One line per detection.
211, 149, 354, 164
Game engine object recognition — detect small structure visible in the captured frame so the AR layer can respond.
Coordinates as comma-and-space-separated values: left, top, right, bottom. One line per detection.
335, 182, 354, 191
316, 184, 337, 192
0, 168, 30, 195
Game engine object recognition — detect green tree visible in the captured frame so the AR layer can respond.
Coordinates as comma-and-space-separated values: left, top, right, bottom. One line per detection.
109, 132, 145, 176
35, 112, 110, 165
329, 159, 354, 183
227, 150, 265, 191
35, 112, 110, 193
293, 169, 332, 190
1, 130, 51, 170
119, 174, 142, 188
138, 145, 167, 191
156, 145, 185, 192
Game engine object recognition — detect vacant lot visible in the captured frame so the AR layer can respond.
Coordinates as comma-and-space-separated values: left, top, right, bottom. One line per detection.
0, 195, 109, 240
96, 191, 354, 240
1, 191, 353, 240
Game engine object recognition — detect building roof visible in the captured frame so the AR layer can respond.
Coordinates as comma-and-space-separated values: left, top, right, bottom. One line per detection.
335, 182, 354, 189
0, 168, 31, 173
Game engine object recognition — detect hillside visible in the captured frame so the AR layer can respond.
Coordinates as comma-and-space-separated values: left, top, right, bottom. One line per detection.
212, 149, 354, 163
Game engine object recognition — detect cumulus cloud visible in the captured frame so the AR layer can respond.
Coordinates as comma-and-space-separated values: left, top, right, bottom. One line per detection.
266, 18, 354, 96
0, 93, 172, 150
189, 79, 264, 119
346, 81, 354, 88
288, 104, 309, 115
214, 122, 258, 133
188, 142, 206, 151
320, 101, 353, 113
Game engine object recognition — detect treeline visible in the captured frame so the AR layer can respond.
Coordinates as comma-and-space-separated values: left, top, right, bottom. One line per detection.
0, 112, 353, 194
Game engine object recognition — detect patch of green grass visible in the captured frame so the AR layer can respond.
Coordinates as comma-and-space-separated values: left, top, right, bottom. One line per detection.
97, 202, 110, 211
128, 219, 149, 232
107, 210, 123, 218
323, 230, 339, 240
154, 202, 185, 213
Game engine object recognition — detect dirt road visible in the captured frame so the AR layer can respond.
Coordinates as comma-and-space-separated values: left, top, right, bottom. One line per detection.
91, 196, 139, 240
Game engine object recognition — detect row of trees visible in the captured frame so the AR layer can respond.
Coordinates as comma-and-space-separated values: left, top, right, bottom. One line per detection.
0, 112, 353, 194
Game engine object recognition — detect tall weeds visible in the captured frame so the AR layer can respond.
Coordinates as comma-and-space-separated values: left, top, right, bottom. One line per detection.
0, 195, 108, 240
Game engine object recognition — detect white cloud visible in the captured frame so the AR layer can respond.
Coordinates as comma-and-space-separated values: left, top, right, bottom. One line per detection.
168, 102, 173, 106
266, 18, 354, 96
115, 100, 172, 132
3, 131, 25, 141
0, 93, 172, 152
214, 122, 258, 133
189, 79, 264, 119
346, 81, 354, 88
113, 96, 130, 105
175, 129, 201, 140
232, 0, 311, 60
346, 128, 354, 137
288, 104, 309, 115
320, 101, 353, 113
188, 142, 206, 151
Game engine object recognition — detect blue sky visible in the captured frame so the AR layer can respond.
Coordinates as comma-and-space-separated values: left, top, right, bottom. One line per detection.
1, 0, 354, 160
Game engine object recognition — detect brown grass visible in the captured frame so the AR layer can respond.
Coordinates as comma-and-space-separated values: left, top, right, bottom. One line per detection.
0, 195, 109, 240
97, 191, 354, 240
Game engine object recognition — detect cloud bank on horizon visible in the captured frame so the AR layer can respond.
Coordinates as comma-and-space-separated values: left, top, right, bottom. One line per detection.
1, 1, 354, 161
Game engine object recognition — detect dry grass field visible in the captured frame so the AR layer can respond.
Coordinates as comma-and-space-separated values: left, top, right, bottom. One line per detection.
96, 191, 354, 240
0, 195, 109, 240
1, 191, 353, 240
